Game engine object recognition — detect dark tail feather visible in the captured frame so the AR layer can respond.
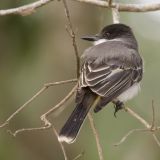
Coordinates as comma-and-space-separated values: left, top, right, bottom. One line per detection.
58, 92, 96, 144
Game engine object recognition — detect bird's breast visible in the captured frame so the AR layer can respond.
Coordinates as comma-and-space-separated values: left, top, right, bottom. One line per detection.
117, 83, 140, 102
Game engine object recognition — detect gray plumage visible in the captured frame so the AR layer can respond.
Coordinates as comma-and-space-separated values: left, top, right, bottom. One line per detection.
59, 23, 143, 143
78, 38, 143, 111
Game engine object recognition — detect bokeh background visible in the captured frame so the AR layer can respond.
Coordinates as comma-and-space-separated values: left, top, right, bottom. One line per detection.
0, 0, 160, 159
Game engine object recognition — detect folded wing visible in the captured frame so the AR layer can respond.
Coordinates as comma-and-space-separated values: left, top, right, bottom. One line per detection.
79, 61, 140, 106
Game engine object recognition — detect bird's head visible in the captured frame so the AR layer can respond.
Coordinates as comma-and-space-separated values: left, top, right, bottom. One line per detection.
81, 23, 134, 45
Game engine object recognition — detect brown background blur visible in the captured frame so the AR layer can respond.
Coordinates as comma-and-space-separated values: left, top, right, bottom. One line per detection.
0, 0, 160, 160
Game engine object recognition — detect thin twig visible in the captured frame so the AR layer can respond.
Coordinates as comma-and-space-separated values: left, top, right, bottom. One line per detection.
125, 107, 151, 129
41, 84, 77, 117
0, 0, 54, 16
8, 125, 51, 137
0, 87, 46, 129
1, 0, 160, 16
0, 79, 77, 129
151, 100, 155, 129
152, 134, 160, 147
53, 126, 68, 160
44, 79, 77, 87
114, 128, 148, 146
72, 151, 85, 160
114, 103, 160, 147
88, 111, 104, 160
114, 106, 160, 146
62, 0, 80, 77
7, 84, 77, 137
40, 85, 77, 160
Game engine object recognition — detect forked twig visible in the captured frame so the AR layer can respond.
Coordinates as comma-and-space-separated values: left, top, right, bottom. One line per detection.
7, 84, 77, 137
114, 104, 160, 146
0, 79, 77, 129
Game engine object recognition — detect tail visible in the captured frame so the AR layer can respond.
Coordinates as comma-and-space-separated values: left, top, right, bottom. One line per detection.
58, 91, 96, 144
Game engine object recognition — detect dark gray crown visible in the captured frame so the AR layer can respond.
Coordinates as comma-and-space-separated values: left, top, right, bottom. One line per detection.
100, 23, 133, 39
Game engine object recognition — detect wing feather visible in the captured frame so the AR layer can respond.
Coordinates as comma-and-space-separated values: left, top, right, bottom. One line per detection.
80, 62, 137, 98
77, 40, 143, 109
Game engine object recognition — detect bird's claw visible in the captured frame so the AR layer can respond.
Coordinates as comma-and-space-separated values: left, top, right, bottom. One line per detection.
113, 101, 124, 118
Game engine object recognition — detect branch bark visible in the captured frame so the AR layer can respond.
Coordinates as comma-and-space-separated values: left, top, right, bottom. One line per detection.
73, 0, 160, 12
62, 0, 80, 77
0, 0, 54, 16
88, 113, 104, 160
1, 1, 160, 16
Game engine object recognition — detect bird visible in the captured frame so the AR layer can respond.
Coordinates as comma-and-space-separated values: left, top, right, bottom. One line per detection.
58, 23, 143, 144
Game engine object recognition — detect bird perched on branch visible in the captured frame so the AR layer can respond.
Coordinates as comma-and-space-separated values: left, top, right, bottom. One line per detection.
58, 23, 143, 144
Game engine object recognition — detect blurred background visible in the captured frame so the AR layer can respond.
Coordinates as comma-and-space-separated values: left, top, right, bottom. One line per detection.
0, 0, 160, 159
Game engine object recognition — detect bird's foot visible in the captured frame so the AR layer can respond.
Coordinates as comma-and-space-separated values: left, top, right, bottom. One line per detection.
114, 101, 124, 118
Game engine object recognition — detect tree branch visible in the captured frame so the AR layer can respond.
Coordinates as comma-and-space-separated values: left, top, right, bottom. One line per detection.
73, 0, 160, 12
0, 0, 54, 16
1, 1, 160, 16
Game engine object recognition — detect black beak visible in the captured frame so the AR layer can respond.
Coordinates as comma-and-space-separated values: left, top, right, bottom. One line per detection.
81, 34, 100, 41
